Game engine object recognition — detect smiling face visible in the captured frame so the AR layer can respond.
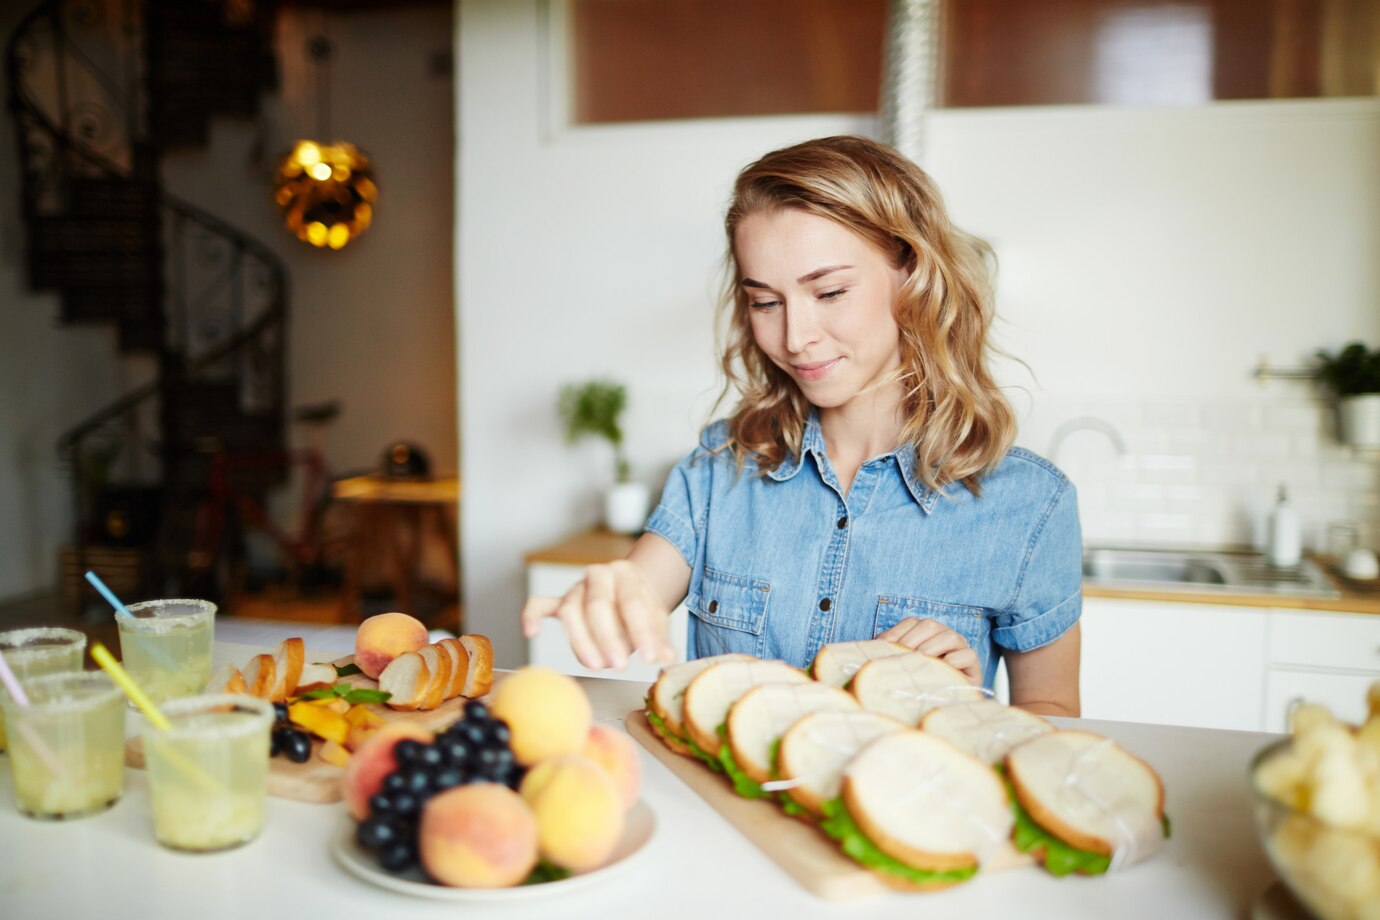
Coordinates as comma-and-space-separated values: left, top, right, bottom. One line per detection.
734, 208, 909, 414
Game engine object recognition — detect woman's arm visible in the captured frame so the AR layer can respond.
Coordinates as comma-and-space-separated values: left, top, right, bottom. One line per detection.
1005, 622, 1080, 717
520, 532, 691, 670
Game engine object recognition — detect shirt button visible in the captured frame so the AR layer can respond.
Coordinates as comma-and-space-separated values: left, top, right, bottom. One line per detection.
837, 516, 847, 529
708, 600, 718, 613
819, 598, 831, 611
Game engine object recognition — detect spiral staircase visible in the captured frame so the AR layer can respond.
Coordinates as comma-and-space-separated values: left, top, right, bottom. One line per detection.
7, 0, 289, 606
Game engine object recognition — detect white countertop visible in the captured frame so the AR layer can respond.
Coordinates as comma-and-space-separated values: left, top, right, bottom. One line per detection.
0, 642, 1285, 919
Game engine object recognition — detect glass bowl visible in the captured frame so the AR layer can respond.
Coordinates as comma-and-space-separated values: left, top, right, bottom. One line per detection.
1251, 739, 1380, 919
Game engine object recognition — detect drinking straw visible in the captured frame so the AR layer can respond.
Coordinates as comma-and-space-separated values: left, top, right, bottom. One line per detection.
84, 571, 180, 671
90, 643, 222, 794
0, 647, 68, 777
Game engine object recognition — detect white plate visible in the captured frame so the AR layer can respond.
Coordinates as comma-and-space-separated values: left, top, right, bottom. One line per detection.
331, 799, 656, 901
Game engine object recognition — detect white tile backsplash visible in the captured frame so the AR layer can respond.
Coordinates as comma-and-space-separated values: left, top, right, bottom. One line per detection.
1021, 396, 1380, 552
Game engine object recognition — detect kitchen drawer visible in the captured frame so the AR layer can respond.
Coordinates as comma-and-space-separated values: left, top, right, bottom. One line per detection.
1264, 666, 1378, 733
1267, 609, 1380, 672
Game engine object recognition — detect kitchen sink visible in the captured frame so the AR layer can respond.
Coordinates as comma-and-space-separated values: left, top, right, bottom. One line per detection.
1082, 547, 1340, 598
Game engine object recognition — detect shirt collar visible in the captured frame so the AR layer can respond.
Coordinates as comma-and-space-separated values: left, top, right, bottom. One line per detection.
765, 410, 941, 514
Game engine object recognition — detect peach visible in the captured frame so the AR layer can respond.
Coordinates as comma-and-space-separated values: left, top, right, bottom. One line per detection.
354, 612, 429, 679
581, 723, 641, 811
341, 721, 434, 820
519, 754, 623, 872
489, 667, 591, 765
420, 783, 539, 888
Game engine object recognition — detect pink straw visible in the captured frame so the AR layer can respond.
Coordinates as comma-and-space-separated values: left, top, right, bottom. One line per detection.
0, 647, 68, 777
0, 646, 32, 705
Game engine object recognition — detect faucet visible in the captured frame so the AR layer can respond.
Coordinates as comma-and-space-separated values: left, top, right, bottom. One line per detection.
1047, 416, 1128, 466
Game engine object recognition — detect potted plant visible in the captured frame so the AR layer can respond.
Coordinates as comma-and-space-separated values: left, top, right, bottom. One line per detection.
559, 379, 649, 533
1316, 341, 1380, 448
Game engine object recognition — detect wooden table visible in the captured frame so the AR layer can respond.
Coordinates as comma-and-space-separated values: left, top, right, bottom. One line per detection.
332, 475, 461, 626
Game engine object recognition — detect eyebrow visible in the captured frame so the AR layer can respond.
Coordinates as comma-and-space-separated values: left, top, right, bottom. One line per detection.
740, 264, 854, 289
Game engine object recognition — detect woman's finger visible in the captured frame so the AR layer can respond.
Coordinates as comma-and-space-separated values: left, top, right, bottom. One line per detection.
876, 617, 921, 641
893, 618, 944, 649
554, 582, 603, 669
583, 565, 632, 669
520, 596, 560, 638
916, 629, 966, 658
941, 647, 982, 685
612, 562, 674, 663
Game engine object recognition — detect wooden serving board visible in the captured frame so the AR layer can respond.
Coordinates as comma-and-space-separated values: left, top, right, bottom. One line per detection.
125, 656, 473, 804
625, 709, 1033, 900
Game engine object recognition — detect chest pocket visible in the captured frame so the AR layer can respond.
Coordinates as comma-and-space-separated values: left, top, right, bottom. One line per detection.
873, 595, 988, 651
690, 567, 770, 659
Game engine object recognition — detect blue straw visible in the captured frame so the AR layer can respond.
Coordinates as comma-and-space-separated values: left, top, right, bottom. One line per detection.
85, 571, 133, 617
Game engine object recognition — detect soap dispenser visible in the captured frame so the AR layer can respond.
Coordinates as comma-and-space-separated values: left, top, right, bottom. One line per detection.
1267, 484, 1302, 568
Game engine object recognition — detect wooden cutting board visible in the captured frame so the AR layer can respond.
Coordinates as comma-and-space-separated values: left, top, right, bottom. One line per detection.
125, 656, 472, 804
625, 709, 1033, 900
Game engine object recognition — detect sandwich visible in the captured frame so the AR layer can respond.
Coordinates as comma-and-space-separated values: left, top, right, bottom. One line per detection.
721, 681, 859, 799
920, 699, 1053, 765
819, 729, 1014, 890
1003, 730, 1168, 876
773, 708, 907, 817
810, 639, 911, 687
681, 659, 810, 767
644, 653, 754, 758
849, 651, 987, 725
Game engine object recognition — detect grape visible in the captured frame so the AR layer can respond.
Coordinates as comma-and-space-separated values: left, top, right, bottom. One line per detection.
369, 792, 395, 816
419, 745, 444, 768
272, 702, 289, 722
377, 841, 416, 872
383, 772, 407, 794
283, 730, 312, 763
394, 739, 424, 765
391, 791, 420, 817
400, 767, 432, 796
463, 700, 490, 721
439, 739, 469, 766
460, 722, 486, 746
489, 721, 512, 746
433, 768, 463, 791
356, 815, 400, 851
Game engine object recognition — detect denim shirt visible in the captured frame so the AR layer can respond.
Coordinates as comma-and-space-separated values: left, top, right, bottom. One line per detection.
644, 413, 1082, 690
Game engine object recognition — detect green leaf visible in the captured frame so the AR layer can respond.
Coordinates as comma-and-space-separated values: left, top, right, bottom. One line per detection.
818, 797, 978, 886
716, 724, 769, 798
1161, 813, 1172, 839
780, 793, 812, 818
343, 688, 391, 705
1008, 787, 1111, 877
300, 686, 339, 700
523, 861, 572, 885
333, 662, 362, 678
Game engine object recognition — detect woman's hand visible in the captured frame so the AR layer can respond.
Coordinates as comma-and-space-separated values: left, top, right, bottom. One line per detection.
521, 559, 678, 670
876, 617, 982, 685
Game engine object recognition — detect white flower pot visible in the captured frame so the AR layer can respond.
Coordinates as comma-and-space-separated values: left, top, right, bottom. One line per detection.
604, 481, 650, 534
1338, 394, 1380, 449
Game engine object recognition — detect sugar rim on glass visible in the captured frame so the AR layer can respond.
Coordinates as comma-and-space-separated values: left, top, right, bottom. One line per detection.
153, 693, 273, 742
116, 598, 217, 635
0, 626, 87, 667
6, 670, 123, 715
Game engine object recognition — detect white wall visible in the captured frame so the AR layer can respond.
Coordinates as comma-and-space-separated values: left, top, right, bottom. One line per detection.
458, 0, 1380, 666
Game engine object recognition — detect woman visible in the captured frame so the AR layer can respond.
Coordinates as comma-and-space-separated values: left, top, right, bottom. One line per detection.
523, 136, 1081, 716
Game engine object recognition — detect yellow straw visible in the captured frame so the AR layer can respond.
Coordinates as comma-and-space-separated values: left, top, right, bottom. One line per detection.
90, 643, 172, 731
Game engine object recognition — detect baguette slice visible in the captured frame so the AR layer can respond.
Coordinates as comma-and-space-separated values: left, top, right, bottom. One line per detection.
850, 651, 986, 725
811, 639, 912, 688
206, 663, 248, 695
378, 651, 431, 711
243, 654, 277, 699
682, 659, 810, 757
776, 709, 907, 816
648, 654, 754, 754
920, 699, 1053, 765
726, 682, 860, 784
295, 662, 336, 693
417, 644, 452, 710
1005, 730, 1165, 866
458, 635, 493, 697
437, 637, 470, 700
842, 730, 1013, 881
269, 637, 305, 702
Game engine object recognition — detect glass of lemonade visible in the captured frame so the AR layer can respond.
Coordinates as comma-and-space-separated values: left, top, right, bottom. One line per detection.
116, 599, 216, 705
144, 694, 273, 852
1, 671, 125, 819
0, 627, 88, 753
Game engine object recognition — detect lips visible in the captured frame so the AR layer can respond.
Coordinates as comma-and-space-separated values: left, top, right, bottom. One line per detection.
792, 358, 841, 382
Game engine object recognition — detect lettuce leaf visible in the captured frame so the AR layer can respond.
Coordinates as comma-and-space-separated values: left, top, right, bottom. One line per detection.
818, 797, 978, 887
768, 736, 813, 818
716, 724, 769, 798
643, 697, 723, 773
1009, 791, 1111, 877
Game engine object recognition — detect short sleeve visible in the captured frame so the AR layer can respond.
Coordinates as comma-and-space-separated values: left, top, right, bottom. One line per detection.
992, 480, 1082, 653
643, 423, 725, 569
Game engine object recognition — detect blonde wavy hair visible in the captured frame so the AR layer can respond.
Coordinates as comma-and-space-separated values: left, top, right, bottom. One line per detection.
714, 135, 1016, 495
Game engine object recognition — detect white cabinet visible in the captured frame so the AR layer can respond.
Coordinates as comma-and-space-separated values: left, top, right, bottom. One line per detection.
1080, 597, 1268, 731
1262, 609, 1380, 732
526, 561, 689, 683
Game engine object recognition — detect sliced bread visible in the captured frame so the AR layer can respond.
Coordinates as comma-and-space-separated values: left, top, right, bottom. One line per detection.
648, 653, 755, 752
726, 682, 860, 784
1004, 730, 1165, 865
437, 637, 469, 700
242, 653, 277, 699
842, 730, 1013, 876
295, 662, 336, 693
417, 644, 452, 710
458, 634, 494, 697
269, 637, 305, 703
206, 663, 248, 695
920, 699, 1053, 765
850, 651, 986, 725
682, 659, 810, 756
811, 639, 912, 687
775, 709, 907, 816
378, 650, 431, 711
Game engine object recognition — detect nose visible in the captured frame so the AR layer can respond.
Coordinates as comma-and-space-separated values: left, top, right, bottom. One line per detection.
782, 300, 821, 355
